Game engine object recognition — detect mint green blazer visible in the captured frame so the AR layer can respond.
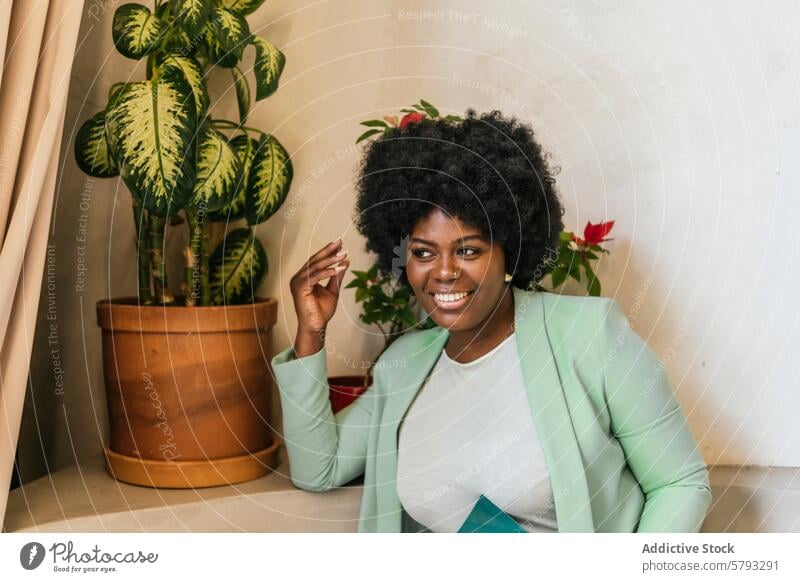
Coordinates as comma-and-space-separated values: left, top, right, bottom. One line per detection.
271, 286, 712, 533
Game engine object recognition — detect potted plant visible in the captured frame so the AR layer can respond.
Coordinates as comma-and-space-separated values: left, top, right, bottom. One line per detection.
323, 263, 434, 413
75, 0, 291, 488
331, 101, 616, 412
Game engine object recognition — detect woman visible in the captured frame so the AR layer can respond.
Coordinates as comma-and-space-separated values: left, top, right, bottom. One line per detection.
271, 110, 712, 533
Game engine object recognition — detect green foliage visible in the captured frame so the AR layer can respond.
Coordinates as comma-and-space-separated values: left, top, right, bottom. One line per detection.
174, 0, 213, 39
545, 228, 613, 297
250, 35, 285, 99
189, 127, 241, 211
104, 64, 198, 216
74, 0, 291, 306
355, 98, 463, 144
209, 227, 268, 305
344, 263, 436, 353
112, 3, 167, 59
74, 111, 118, 178
245, 134, 292, 225
207, 134, 256, 222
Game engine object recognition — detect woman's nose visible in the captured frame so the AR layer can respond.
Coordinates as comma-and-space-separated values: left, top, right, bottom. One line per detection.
433, 256, 460, 280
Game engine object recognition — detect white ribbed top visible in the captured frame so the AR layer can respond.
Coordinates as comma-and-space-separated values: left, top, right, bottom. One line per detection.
396, 332, 559, 533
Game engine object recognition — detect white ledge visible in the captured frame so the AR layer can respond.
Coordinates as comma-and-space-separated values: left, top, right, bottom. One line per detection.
5, 454, 799, 532
4, 447, 362, 533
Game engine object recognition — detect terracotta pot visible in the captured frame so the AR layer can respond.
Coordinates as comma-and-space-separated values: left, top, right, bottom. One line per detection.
328, 375, 373, 414
96, 296, 282, 488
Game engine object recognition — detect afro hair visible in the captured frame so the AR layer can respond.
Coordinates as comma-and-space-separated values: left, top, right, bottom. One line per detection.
353, 108, 564, 289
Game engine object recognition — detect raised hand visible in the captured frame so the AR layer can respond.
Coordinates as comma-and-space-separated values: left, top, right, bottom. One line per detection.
289, 238, 350, 356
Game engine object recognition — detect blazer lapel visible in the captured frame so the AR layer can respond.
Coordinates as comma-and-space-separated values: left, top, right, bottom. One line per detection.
376, 326, 449, 530
512, 287, 594, 532
381, 325, 450, 449
377, 287, 594, 533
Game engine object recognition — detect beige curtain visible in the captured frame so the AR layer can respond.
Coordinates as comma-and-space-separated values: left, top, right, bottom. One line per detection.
0, 0, 85, 529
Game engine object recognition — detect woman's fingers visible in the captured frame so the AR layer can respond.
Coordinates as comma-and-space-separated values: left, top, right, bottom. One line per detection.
307, 247, 347, 274
301, 253, 348, 284
303, 247, 348, 280
303, 258, 349, 288
303, 238, 341, 270
292, 239, 344, 289
326, 259, 349, 295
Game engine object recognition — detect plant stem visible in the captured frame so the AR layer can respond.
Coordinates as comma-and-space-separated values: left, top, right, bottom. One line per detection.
146, 50, 156, 80
185, 211, 202, 307
210, 118, 267, 136
148, 213, 175, 305
198, 211, 211, 306
132, 198, 153, 305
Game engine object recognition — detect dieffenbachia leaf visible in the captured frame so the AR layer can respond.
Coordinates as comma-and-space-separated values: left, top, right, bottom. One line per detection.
188, 127, 241, 212
201, 25, 234, 67
157, 52, 209, 120
105, 66, 197, 216
157, 2, 197, 52
232, 67, 250, 123
220, 0, 265, 16
245, 134, 292, 225
174, 0, 214, 39
163, 28, 194, 52
204, 6, 250, 68
209, 227, 268, 305
74, 111, 118, 178
112, 3, 166, 59
208, 134, 257, 222
250, 35, 285, 100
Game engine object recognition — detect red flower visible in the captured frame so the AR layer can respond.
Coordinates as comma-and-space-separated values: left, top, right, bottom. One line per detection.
572, 220, 615, 246
399, 112, 425, 129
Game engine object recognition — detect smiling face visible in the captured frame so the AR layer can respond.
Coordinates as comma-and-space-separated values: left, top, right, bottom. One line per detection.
405, 208, 511, 333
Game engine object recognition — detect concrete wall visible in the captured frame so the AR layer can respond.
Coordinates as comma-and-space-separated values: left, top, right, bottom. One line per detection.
17, 0, 800, 484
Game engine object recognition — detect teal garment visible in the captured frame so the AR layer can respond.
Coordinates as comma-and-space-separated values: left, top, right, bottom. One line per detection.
271, 287, 712, 533
458, 495, 528, 533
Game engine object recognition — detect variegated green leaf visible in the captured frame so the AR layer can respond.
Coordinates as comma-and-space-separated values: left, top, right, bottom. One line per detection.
246, 134, 292, 225
174, 0, 213, 38
189, 127, 241, 211
105, 67, 197, 215
210, 227, 268, 305
232, 67, 250, 123
74, 111, 118, 178
157, 52, 209, 120
250, 35, 285, 100
156, 2, 198, 53
208, 134, 256, 222
201, 23, 236, 68
220, 0, 265, 16
112, 3, 166, 59
163, 27, 194, 52
204, 6, 249, 67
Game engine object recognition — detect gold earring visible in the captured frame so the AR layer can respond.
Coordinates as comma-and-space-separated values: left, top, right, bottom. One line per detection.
504, 273, 512, 283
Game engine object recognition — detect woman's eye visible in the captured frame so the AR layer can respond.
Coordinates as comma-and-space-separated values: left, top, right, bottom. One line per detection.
410, 247, 479, 259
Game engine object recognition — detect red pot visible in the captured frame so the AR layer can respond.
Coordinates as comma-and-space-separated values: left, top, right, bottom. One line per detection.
328, 375, 373, 414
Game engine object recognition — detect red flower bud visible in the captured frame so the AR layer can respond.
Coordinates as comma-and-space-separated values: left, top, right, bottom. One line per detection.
399, 112, 425, 129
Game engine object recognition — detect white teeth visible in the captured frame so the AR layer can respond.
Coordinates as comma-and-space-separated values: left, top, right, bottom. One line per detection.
434, 292, 469, 302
